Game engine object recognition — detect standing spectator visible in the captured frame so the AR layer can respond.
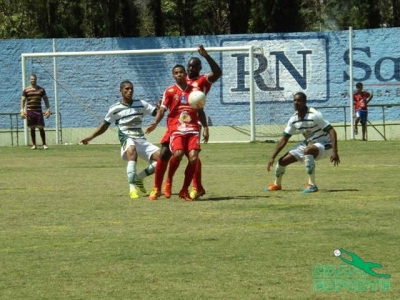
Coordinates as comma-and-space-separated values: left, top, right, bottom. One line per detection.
80, 80, 160, 199
20, 74, 51, 150
156, 45, 222, 200
353, 82, 373, 141
146, 65, 202, 201
265, 92, 340, 193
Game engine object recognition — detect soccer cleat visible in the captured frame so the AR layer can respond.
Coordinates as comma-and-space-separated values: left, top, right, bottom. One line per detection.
135, 179, 148, 195
189, 187, 206, 200
302, 184, 318, 193
148, 188, 161, 201
264, 183, 282, 191
179, 190, 192, 201
129, 189, 139, 199
163, 182, 172, 198
43, 145, 49, 150
31, 145, 37, 150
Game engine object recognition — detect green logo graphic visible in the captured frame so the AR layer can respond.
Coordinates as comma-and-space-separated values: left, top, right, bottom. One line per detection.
334, 248, 391, 278
312, 248, 392, 292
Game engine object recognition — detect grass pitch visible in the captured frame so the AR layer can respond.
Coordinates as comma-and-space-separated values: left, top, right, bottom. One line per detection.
0, 141, 399, 299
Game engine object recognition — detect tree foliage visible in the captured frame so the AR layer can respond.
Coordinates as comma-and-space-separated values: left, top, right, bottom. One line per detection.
0, 0, 399, 39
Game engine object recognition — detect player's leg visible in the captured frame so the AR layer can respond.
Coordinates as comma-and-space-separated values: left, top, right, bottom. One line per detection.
179, 134, 200, 201
360, 111, 368, 141
36, 112, 47, 149
38, 126, 48, 149
189, 134, 205, 199
265, 144, 304, 191
167, 135, 185, 196
149, 143, 171, 200
135, 141, 160, 195
29, 127, 37, 149
354, 110, 360, 135
121, 139, 139, 199
302, 143, 331, 193
27, 111, 38, 149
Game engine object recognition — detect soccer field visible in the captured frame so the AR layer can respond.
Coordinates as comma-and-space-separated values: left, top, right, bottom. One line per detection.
0, 141, 399, 299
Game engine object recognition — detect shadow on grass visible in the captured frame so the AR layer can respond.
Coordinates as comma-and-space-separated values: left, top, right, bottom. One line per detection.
203, 195, 271, 201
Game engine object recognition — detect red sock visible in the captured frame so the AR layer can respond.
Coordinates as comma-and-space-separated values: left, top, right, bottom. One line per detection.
154, 158, 168, 190
167, 156, 181, 183
182, 162, 197, 191
192, 158, 202, 189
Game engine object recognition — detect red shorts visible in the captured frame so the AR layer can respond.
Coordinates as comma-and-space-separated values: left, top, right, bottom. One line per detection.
27, 110, 45, 127
170, 133, 201, 154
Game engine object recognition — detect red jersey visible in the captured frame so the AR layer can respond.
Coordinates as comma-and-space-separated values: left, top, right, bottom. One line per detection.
353, 91, 371, 111
186, 74, 212, 95
161, 84, 200, 134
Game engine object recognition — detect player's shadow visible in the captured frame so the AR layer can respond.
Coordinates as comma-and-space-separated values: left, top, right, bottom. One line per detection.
326, 188, 359, 192
201, 195, 271, 201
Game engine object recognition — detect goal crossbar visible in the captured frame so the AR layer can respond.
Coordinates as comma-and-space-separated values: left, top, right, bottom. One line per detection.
21, 45, 260, 145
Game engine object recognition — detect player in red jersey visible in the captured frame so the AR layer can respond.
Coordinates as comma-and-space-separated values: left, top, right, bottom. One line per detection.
157, 45, 222, 200
353, 82, 373, 141
146, 64, 203, 201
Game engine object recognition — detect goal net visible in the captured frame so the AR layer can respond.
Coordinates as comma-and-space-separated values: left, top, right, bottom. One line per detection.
21, 45, 294, 145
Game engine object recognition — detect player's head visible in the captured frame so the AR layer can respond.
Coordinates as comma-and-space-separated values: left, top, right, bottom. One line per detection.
29, 74, 37, 85
293, 92, 307, 111
172, 64, 187, 84
120, 80, 134, 99
356, 82, 363, 90
187, 57, 202, 79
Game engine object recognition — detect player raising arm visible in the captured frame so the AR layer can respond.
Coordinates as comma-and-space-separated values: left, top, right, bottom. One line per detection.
146, 64, 203, 201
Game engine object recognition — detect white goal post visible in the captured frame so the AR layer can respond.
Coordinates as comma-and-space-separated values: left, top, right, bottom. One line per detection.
21, 44, 265, 145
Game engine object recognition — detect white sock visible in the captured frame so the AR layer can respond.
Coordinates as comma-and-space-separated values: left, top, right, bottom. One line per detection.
127, 161, 137, 192
304, 154, 316, 186
274, 163, 286, 186
136, 161, 157, 180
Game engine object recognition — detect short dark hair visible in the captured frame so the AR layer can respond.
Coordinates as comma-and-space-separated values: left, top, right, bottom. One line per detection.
172, 64, 185, 73
30, 74, 37, 79
356, 82, 363, 88
294, 92, 307, 101
120, 80, 133, 89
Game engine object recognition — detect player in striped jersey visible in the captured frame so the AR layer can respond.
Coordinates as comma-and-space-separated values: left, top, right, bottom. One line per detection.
265, 92, 340, 193
80, 80, 161, 199
20, 74, 51, 150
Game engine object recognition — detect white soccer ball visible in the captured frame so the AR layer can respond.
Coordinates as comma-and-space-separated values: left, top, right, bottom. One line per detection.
334, 249, 341, 257
188, 90, 206, 109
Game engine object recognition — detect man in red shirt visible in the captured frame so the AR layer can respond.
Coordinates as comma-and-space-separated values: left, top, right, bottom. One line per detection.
146, 65, 203, 201
353, 82, 373, 141
153, 45, 221, 200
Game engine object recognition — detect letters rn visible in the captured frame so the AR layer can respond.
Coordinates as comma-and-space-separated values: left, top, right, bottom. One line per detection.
231, 51, 312, 92
343, 47, 400, 82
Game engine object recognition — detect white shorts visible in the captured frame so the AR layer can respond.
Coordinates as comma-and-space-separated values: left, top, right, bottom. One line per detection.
121, 137, 159, 162
289, 141, 332, 163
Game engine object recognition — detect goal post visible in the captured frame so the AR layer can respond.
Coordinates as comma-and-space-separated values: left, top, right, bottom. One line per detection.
21, 45, 271, 146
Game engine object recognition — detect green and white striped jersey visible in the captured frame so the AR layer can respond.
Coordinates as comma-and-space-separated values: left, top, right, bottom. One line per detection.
104, 99, 157, 145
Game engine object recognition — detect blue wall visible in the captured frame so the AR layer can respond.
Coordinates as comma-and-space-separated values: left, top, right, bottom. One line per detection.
1, 28, 399, 129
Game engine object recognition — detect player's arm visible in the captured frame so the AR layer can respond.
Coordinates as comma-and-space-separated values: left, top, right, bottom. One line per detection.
81, 122, 110, 144
146, 106, 166, 134
20, 96, 27, 118
197, 108, 209, 143
43, 94, 51, 118
328, 127, 340, 166
198, 45, 222, 83
267, 135, 290, 172
367, 93, 373, 103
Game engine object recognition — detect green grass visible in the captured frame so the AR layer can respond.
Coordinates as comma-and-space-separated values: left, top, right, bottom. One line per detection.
0, 141, 399, 299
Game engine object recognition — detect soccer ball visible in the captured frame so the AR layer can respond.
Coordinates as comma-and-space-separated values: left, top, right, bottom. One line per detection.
333, 249, 341, 257
188, 90, 206, 109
